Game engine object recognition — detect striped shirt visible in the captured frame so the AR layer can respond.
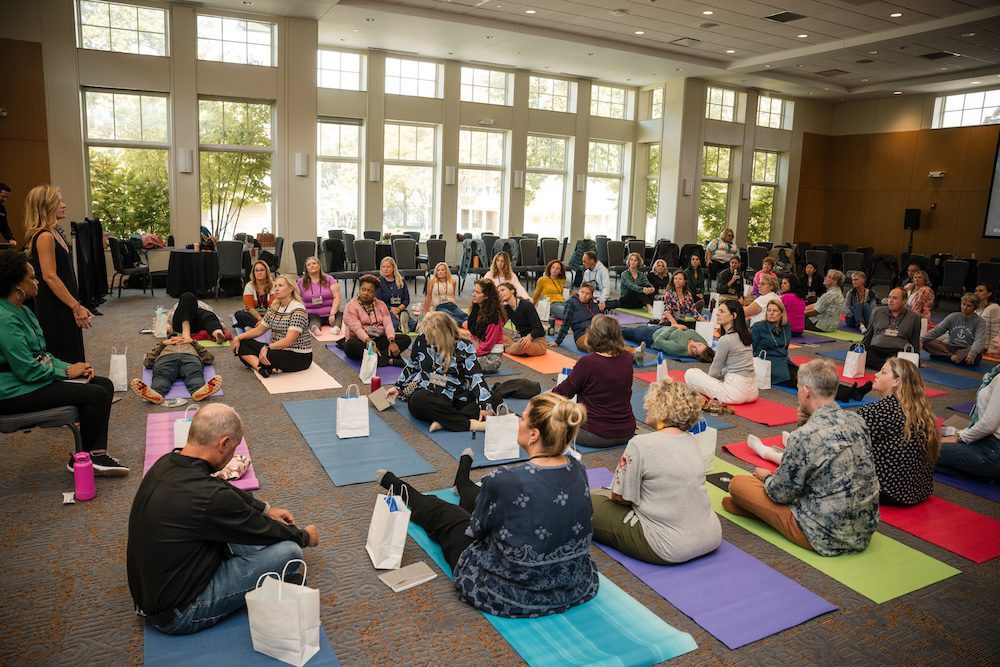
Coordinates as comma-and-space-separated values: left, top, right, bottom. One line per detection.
262, 300, 312, 353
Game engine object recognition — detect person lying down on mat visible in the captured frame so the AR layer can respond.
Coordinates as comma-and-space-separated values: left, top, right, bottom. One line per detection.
376, 392, 599, 618
620, 322, 715, 363
725, 360, 880, 555
128, 404, 319, 635
131, 335, 222, 404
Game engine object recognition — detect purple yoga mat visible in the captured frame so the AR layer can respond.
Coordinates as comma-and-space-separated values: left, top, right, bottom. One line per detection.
791, 333, 833, 345
325, 344, 404, 384
614, 312, 653, 325
934, 472, 1000, 502
949, 401, 975, 415
586, 469, 837, 649
141, 365, 222, 398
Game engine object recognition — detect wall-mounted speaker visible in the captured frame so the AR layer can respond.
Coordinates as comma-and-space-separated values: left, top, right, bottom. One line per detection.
903, 208, 921, 230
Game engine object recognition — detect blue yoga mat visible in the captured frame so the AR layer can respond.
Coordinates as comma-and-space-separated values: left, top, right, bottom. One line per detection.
144, 609, 340, 666
392, 399, 530, 467
285, 398, 435, 485
408, 489, 698, 666
770, 383, 878, 408
549, 335, 658, 367
949, 401, 975, 414
934, 472, 1000, 502
921, 350, 995, 375
327, 343, 518, 380
791, 333, 834, 345
818, 348, 850, 361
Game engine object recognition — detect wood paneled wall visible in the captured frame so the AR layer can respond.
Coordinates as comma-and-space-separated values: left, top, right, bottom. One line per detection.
0, 38, 50, 244
795, 125, 1000, 261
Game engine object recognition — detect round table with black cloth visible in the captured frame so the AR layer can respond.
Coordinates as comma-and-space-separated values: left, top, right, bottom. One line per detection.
167, 249, 219, 298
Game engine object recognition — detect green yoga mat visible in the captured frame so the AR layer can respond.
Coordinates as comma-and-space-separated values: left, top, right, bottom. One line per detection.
408, 489, 698, 666
818, 328, 864, 342
707, 458, 959, 604
615, 307, 657, 320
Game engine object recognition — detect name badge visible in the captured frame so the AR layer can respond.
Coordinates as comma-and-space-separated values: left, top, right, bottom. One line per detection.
311, 296, 323, 305
429, 372, 448, 387
390, 297, 402, 305
884, 327, 899, 337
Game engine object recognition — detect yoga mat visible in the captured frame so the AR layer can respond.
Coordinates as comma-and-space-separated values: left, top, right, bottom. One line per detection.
934, 472, 1000, 502
921, 351, 995, 375
392, 399, 529, 467
284, 398, 434, 486
232, 320, 272, 344
144, 412, 259, 491
550, 335, 657, 367
730, 398, 798, 426
503, 348, 576, 374
770, 383, 877, 408
816, 350, 951, 397
195, 339, 231, 347
326, 343, 517, 382
614, 310, 655, 325
919, 367, 982, 390
948, 401, 975, 415
725, 440, 1000, 562
312, 325, 345, 343
585, 468, 836, 649
408, 489, 699, 666
791, 333, 834, 345
819, 328, 864, 342
791, 355, 875, 384
706, 457, 960, 603
255, 362, 342, 394
144, 609, 340, 667
141, 365, 223, 398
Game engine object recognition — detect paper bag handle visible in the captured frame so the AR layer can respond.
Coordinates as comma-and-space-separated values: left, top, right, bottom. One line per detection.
280, 559, 308, 594
903, 344, 915, 353
386, 483, 409, 507
495, 404, 510, 417
851, 343, 866, 352
183, 404, 200, 420
346, 383, 360, 398
112, 346, 127, 355
254, 572, 280, 589
757, 351, 768, 360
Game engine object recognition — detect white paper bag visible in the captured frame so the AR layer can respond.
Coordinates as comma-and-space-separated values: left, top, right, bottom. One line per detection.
920, 318, 930, 337
651, 300, 665, 320
709, 292, 719, 316
535, 298, 551, 322
359, 342, 378, 384
485, 405, 520, 461
555, 368, 576, 402
366, 485, 410, 569
656, 353, 669, 383
844, 344, 867, 379
337, 384, 370, 439
153, 307, 168, 339
897, 343, 920, 367
173, 405, 199, 448
753, 351, 771, 390
245, 560, 320, 667
743, 282, 753, 297
110, 346, 127, 392
690, 419, 718, 473
695, 320, 715, 346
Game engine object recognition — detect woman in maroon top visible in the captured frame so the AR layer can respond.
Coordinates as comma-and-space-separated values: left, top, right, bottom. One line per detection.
553, 314, 636, 448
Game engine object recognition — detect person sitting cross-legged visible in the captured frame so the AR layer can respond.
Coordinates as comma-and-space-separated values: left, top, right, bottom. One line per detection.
860, 287, 922, 370
725, 360, 880, 555
231, 274, 314, 377
131, 336, 222, 404
499, 281, 547, 357
921, 292, 987, 366
684, 299, 759, 406
339, 273, 411, 367
804, 270, 845, 332
844, 271, 878, 332
128, 404, 319, 635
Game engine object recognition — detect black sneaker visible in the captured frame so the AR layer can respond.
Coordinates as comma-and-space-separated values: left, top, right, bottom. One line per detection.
258, 365, 272, 378
91, 451, 130, 477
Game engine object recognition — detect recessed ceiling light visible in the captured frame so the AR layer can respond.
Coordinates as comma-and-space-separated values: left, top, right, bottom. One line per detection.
893, 90, 902, 94
868, 50, 878, 54
525, 9, 536, 14
635, 30, 645, 35
702, 10, 714, 15
860, 78, 870, 82
962, 32, 976, 37
889, 12, 902, 17
798, 34, 808, 38
675, 67, 684, 72
352, 29, 359, 32
939, 66, 948, 71
725, 49, 736, 54
587, 51, 597, 56
764, 64, 771, 68
972, 81, 982, 85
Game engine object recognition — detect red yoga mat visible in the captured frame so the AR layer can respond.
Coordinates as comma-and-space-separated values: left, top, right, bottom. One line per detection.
788, 356, 949, 398
642, 370, 799, 426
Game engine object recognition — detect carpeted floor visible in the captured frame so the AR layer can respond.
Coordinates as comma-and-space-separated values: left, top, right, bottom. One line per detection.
1, 285, 998, 665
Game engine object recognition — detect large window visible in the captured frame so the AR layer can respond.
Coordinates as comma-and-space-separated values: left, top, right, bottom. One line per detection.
457, 129, 505, 236
198, 99, 273, 240
650, 88, 663, 119
383, 123, 436, 238
935, 89, 1000, 128
524, 134, 570, 240
644, 144, 660, 241
78, 1, 168, 56
317, 121, 362, 236
591, 84, 630, 120
385, 58, 440, 98
585, 141, 626, 240
756, 95, 786, 129
196, 15, 275, 66
318, 50, 364, 91
83, 90, 169, 238
460, 67, 510, 105
528, 76, 573, 112
748, 150, 779, 244
698, 144, 732, 244
706, 86, 737, 122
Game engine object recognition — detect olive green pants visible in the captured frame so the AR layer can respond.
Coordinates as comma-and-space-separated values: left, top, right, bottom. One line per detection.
591, 493, 668, 565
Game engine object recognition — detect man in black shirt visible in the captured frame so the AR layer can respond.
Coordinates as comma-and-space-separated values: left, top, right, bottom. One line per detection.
498, 281, 547, 357
0, 183, 13, 246
128, 404, 319, 635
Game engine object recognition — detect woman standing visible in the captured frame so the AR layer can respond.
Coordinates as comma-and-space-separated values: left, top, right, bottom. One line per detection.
844, 271, 878, 330
780, 274, 807, 336
463, 279, 505, 373
297, 256, 341, 333
235, 260, 275, 329
974, 283, 1000, 357
684, 300, 758, 405
483, 251, 530, 300
23, 185, 89, 363
662, 270, 703, 329
231, 274, 314, 377
532, 259, 568, 320
905, 270, 935, 321
591, 380, 721, 564
751, 299, 793, 387
376, 256, 411, 334
619, 252, 655, 311
424, 262, 466, 326
646, 259, 671, 295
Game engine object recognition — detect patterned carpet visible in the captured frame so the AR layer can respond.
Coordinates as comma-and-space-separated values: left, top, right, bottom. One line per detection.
1, 286, 997, 665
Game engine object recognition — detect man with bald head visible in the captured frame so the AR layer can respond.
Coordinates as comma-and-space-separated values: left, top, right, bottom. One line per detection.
860, 287, 922, 370
128, 404, 319, 635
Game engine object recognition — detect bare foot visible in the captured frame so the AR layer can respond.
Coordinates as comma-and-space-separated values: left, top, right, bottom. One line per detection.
429, 421, 443, 432
131, 378, 163, 404
192, 375, 223, 401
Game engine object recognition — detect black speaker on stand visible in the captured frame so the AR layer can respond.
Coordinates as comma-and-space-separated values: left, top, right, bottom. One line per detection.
904, 208, 920, 257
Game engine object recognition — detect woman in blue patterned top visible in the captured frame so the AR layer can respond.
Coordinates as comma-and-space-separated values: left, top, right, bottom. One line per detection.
377, 392, 599, 618
387, 311, 501, 432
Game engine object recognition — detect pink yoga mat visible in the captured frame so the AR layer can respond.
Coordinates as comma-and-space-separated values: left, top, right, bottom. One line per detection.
144, 412, 259, 490
141, 365, 222, 399
725, 438, 1000, 563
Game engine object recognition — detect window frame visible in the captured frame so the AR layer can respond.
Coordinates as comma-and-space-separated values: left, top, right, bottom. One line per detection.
706, 85, 737, 123
934, 88, 1000, 128
585, 139, 628, 239
650, 88, 664, 119
697, 143, 734, 244
317, 48, 366, 91
460, 66, 512, 106
524, 133, 571, 239
528, 75, 576, 113
382, 121, 439, 237
384, 56, 442, 99
457, 127, 507, 237
197, 97, 275, 153
590, 83, 633, 120
77, 0, 170, 57
195, 13, 277, 67
756, 95, 786, 129
644, 143, 660, 241
317, 118, 363, 236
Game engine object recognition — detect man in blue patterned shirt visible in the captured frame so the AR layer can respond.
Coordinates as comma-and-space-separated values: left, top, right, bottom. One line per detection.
724, 360, 880, 555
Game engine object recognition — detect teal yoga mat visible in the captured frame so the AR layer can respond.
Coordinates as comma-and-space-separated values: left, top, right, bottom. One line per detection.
408, 489, 698, 666
285, 398, 435, 485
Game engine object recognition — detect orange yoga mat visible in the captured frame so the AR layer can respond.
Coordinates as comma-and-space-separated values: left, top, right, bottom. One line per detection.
504, 349, 576, 375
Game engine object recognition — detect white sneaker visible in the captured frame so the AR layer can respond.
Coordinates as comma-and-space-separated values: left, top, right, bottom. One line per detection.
859, 324, 867, 334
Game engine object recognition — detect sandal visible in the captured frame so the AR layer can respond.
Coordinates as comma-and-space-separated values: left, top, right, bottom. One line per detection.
702, 398, 733, 415
192, 375, 223, 401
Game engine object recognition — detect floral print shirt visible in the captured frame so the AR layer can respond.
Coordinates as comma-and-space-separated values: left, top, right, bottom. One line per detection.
662, 290, 700, 322
395, 335, 497, 411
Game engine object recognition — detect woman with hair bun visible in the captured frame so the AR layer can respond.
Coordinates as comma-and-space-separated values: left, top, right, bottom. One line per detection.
592, 380, 721, 564
376, 392, 599, 618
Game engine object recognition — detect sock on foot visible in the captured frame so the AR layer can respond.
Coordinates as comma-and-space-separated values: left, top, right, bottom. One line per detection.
469, 419, 487, 432
375, 468, 388, 487
746, 434, 767, 457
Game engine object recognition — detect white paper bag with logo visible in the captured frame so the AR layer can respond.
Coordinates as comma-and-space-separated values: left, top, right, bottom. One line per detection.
336, 384, 369, 439
535, 298, 551, 322
843, 344, 867, 379
897, 343, 920, 367
753, 351, 772, 390
245, 560, 320, 667
695, 320, 715, 347
690, 419, 718, 473
651, 299, 665, 320
109, 346, 127, 392
359, 341, 378, 384
173, 405, 199, 449
656, 353, 669, 383
743, 282, 753, 297
366, 485, 411, 570
485, 405, 520, 461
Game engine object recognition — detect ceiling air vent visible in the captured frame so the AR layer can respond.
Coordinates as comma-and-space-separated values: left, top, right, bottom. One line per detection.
815, 69, 849, 76
698, 22, 719, 29
763, 11, 807, 23
670, 37, 702, 47
920, 51, 960, 60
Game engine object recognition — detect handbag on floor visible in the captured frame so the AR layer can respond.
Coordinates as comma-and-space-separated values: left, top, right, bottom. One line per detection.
366, 485, 410, 569
843, 344, 867, 379
245, 560, 320, 666
897, 343, 920, 367
109, 346, 127, 392
336, 384, 370, 439
753, 351, 771, 390
485, 405, 520, 461
359, 342, 378, 384
173, 405, 199, 449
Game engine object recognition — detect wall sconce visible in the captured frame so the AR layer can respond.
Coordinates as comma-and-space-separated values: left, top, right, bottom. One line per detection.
369, 162, 381, 182
178, 148, 193, 174
445, 166, 456, 185
741, 183, 751, 200
682, 178, 692, 197
294, 153, 309, 177
576, 175, 585, 192
513, 170, 524, 189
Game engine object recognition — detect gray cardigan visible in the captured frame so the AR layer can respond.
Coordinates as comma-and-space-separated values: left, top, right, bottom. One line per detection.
708, 332, 755, 379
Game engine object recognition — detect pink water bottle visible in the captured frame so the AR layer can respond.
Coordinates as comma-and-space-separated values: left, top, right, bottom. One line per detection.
73, 452, 96, 502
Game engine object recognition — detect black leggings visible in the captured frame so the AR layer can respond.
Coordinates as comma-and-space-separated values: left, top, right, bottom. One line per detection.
575, 427, 631, 448
620, 290, 654, 309
0, 376, 113, 452
341, 334, 411, 365
233, 309, 263, 330
407, 389, 482, 431
236, 338, 313, 373
173, 292, 224, 336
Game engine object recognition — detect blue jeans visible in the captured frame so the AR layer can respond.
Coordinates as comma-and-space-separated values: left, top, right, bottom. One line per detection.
152, 541, 304, 635
550, 301, 566, 321
436, 302, 468, 326
936, 435, 1000, 481
151, 353, 205, 396
621, 325, 660, 346
844, 302, 872, 329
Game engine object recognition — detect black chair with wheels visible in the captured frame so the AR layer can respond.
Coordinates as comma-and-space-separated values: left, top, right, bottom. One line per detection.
841, 251, 865, 279
518, 237, 545, 289
108, 237, 153, 298
539, 238, 560, 267
678, 243, 705, 269
351, 239, 378, 297
342, 233, 357, 270
595, 236, 610, 267
745, 245, 768, 281
292, 241, 317, 276
392, 237, 425, 292
937, 260, 970, 303
607, 240, 627, 287
404, 231, 421, 243
323, 238, 346, 273
626, 239, 645, 262
805, 249, 829, 276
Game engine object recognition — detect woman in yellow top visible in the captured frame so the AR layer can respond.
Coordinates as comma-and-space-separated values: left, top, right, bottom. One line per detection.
532, 259, 568, 320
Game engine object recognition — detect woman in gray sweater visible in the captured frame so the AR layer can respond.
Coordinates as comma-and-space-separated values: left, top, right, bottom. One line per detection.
684, 300, 759, 404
